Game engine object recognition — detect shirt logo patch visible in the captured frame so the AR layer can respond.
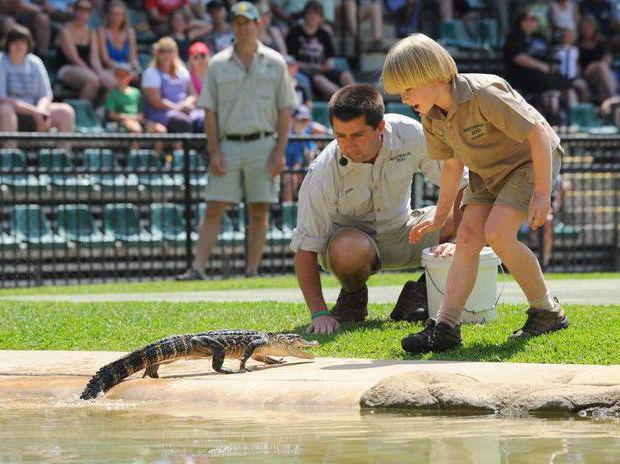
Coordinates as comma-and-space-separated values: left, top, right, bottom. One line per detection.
389, 152, 410, 162
463, 123, 486, 140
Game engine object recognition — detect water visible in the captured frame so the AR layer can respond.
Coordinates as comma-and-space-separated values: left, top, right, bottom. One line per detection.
0, 399, 618, 463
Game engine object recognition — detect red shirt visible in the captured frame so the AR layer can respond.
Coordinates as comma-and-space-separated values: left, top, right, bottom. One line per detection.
145, 0, 188, 16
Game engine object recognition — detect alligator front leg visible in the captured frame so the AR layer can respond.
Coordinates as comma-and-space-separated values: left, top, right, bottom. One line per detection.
190, 336, 235, 374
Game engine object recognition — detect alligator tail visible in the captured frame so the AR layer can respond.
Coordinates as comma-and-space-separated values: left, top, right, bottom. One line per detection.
79, 335, 193, 400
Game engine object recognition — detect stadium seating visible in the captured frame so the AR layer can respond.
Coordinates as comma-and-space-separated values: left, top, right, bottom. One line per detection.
386, 102, 420, 120
11, 205, 66, 249
151, 202, 197, 243
38, 149, 91, 193
82, 148, 140, 190
56, 204, 116, 247
440, 19, 478, 49
281, 201, 297, 237
196, 203, 244, 245
103, 203, 162, 244
0, 148, 46, 192
65, 99, 104, 133
311, 101, 331, 128
171, 149, 207, 187
127, 149, 176, 188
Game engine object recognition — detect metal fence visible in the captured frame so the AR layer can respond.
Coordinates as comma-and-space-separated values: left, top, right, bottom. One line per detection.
0, 132, 618, 288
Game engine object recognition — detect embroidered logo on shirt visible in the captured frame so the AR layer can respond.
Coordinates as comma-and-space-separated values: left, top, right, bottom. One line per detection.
463, 123, 486, 140
345, 187, 354, 194
389, 152, 411, 162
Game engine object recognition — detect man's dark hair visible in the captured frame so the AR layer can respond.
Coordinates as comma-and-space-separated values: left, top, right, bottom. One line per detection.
3, 24, 34, 53
303, 0, 324, 18
328, 84, 385, 129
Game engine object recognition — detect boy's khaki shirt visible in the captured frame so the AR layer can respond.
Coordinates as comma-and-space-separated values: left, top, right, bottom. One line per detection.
422, 73, 561, 191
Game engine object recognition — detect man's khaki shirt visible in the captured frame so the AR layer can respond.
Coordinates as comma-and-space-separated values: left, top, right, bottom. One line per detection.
291, 114, 466, 254
423, 73, 562, 191
198, 41, 298, 137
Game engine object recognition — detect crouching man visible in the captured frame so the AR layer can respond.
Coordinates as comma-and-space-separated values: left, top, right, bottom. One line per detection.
291, 84, 467, 335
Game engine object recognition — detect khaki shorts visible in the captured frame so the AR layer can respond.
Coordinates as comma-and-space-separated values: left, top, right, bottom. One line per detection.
205, 136, 280, 203
462, 148, 562, 214
318, 206, 441, 272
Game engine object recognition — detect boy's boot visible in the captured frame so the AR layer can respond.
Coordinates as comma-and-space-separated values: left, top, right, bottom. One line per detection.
390, 275, 428, 322
330, 285, 368, 323
510, 298, 570, 339
401, 319, 462, 354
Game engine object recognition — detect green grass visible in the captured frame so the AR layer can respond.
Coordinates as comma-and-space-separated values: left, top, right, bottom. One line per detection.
0, 272, 618, 297
1, 300, 618, 365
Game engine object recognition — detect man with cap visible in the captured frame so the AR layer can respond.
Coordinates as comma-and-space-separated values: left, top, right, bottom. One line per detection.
292, 84, 467, 335
177, 1, 298, 280
196, 0, 234, 54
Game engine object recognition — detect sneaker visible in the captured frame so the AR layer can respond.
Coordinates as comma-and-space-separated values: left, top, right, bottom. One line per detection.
390, 279, 428, 322
175, 268, 206, 281
510, 298, 569, 339
329, 285, 368, 323
401, 319, 462, 354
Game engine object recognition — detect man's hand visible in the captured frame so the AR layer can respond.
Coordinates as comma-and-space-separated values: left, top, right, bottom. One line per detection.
528, 190, 551, 230
409, 213, 446, 244
266, 147, 285, 177
209, 151, 227, 176
306, 314, 340, 335
430, 242, 456, 257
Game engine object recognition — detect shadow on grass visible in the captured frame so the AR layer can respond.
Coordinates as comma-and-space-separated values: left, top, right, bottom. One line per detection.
414, 338, 531, 362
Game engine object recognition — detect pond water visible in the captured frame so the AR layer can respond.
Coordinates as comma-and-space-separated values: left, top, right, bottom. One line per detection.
1, 399, 618, 463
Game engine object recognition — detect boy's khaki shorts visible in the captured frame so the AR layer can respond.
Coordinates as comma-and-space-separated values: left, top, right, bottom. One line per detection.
205, 137, 280, 204
318, 206, 441, 273
462, 148, 562, 215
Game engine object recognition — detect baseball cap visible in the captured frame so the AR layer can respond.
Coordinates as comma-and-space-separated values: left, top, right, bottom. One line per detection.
230, 1, 260, 21
207, 0, 225, 10
188, 41, 210, 57
113, 62, 135, 74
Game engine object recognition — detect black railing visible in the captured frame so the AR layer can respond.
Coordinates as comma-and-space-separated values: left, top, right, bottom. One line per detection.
0, 132, 618, 287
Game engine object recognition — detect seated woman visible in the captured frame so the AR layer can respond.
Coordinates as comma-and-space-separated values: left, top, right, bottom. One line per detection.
141, 37, 204, 141
56, 0, 115, 103
187, 41, 210, 97
97, 0, 141, 74
0, 24, 75, 145
578, 15, 617, 104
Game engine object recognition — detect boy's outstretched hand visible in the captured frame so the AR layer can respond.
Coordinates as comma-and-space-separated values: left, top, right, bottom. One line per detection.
409, 214, 445, 243
528, 191, 551, 230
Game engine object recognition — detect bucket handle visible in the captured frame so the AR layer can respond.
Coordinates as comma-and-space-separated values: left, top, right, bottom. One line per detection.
426, 263, 506, 314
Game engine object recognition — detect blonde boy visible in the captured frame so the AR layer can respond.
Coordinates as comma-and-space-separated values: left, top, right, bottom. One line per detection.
382, 34, 569, 354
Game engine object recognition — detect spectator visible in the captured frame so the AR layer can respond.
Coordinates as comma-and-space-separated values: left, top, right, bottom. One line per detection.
554, 28, 590, 107
56, 0, 116, 104
195, 0, 234, 54
97, 0, 141, 74
145, 0, 190, 35
578, 15, 617, 104
0, 25, 75, 143
177, 1, 297, 280
285, 54, 313, 107
579, 0, 618, 38
142, 37, 204, 138
41, 0, 75, 23
0, 0, 51, 55
105, 62, 143, 134
187, 41, 210, 96
549, 0, 580, 37
527, 0, 553, 39
286, 0, 355, 98
342, 0, 384, 51
257, 0, 287, 54
171, 10, 194, 62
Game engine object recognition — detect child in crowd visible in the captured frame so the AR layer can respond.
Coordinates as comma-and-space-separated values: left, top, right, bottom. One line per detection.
105, 62, 143, 135
382, 33, 570, 354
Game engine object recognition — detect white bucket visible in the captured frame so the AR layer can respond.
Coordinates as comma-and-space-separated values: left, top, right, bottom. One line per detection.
422, 246, 502, 324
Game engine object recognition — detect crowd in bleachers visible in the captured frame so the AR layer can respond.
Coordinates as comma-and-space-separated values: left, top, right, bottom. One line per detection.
3, 0, 620, 150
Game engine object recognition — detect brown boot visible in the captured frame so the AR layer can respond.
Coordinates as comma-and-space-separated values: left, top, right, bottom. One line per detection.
330, 286, 368, 323
390, 280, 428, 322
510, 298, 570, 339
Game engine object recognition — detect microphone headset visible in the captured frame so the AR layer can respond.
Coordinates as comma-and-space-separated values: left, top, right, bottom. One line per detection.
339, 155, 348, 166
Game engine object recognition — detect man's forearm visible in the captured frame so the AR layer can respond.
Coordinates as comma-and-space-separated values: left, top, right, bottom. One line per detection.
274, 107, 292, 151
528, 121, 553, 194
294, 250, 328, 314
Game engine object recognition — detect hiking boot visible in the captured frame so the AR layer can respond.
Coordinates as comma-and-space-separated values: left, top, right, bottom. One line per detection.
401, 319, 462, 354
175, 268, 206, 281
510, 299, 569, 339
329, 285, 368, 323
390, 279, 428, 322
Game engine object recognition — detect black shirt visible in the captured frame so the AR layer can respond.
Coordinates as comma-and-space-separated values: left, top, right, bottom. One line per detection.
286, 25, 335, 65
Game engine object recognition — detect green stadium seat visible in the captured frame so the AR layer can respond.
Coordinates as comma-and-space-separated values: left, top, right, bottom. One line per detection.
332, 57, 351, 72
151, 202, 197, 242
171, 149, 207, 187
197, 203, 244, 245
38, 149, 91, 192
57, 204, 116, 246
127, 149, 175, 188
386, 102, 420, 121
11, 205, 66, 248
103, 203, 162, 244
65, 99, 104, 132
480, 18, 499, 48
569, 103, 604, 129
440, 19, 477, 49
0, 148, 47, 191
83, 149, 139, 188
281, 201, 297, 237
311, 101, 331, 128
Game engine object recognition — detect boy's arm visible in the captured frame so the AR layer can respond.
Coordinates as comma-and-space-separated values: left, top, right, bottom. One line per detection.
409, 157, 464, 244
527, 121, 553, 229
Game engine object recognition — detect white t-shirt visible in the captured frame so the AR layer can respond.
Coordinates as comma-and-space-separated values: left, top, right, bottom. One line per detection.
141, 65, 190, 88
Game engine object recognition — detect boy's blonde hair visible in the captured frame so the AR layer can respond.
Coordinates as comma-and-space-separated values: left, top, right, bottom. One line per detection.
382, 33, 458, 94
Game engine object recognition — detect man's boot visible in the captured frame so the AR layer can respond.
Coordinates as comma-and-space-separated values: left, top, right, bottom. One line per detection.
330, 285, 368, 323
390, 275, 428, 322
401, 319, 462, 354
510, 298, 570, 339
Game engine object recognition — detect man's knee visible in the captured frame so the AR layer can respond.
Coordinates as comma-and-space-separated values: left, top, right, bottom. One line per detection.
484, 223, 515, 250
328, 228, 377, 272
455, 222, 485, 254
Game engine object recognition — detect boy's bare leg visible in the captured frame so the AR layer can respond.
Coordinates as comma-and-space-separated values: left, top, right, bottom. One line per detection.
435, 203, 492, 327
484, 204, 548, 302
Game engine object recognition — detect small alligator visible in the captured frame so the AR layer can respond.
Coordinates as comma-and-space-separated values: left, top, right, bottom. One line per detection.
80, 330, 319, 400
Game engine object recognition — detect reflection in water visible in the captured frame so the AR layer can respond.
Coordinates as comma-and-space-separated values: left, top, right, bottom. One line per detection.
0, 400, 618, 463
